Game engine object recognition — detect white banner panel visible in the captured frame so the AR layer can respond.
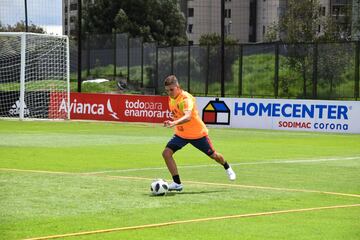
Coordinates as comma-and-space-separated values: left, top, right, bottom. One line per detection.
196, 97, 360, 133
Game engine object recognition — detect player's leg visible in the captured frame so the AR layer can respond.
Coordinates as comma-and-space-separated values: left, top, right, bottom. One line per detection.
162, 147, 178, 177
162, 135, 188, 191
210, 151, 225, 165
210, 151, 236, 181
191, 136, 236, 181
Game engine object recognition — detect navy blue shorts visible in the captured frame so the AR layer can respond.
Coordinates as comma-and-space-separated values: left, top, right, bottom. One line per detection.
166, 135, 215, 156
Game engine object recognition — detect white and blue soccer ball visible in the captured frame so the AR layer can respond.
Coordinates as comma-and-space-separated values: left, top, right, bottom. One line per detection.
150, 179, 169, 196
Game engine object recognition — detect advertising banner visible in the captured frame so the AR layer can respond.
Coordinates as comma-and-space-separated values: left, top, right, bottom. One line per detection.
0, 91, 20, 117
52, 92, 170, 123
49, 92, 360, 133
196, 97, 360, 133
0, 91, 50, 118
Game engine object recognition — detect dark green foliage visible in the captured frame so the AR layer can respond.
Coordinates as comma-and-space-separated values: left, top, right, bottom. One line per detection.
265, 0, 354, 42
83, 0, 187, 45
0, 20, 45, 33
264, 0, 356, 98
199, 33, 238, 45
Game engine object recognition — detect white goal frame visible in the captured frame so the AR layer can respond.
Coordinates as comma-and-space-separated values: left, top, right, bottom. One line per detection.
0, 32, 70, 120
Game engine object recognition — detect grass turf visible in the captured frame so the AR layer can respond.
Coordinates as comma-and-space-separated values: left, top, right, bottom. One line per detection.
0, 120, 359, 240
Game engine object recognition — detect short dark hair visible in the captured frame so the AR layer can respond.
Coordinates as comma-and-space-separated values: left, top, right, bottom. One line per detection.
164, 75, 179, 86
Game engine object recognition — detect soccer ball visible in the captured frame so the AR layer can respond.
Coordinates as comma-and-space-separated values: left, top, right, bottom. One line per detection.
150, 179, 169, 196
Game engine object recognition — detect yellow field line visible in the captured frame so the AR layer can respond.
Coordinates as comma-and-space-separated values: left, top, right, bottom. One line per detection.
0, 168, 75, 175
184, 180, 360, 199
1, 168, 360, 199
100, 175, 360, 199
22, 203, 360, 240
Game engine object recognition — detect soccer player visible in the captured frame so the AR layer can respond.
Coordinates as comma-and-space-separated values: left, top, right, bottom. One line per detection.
162, 75, 236, 192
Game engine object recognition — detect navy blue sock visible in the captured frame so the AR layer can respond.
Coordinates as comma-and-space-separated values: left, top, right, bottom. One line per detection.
172, 175, 181, 184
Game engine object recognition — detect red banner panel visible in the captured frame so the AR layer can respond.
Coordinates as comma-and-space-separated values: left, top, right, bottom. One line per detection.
50, 92, 171, 123
49, 92, 67, 119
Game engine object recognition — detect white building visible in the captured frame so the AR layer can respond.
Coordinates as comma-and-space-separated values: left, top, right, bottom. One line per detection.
185, 0, 250, 44
62, 0, 78, 36
352, 0, 360, 40
63, 0, 356, 42
183, 0, 289, 43
184, 0, 355, 43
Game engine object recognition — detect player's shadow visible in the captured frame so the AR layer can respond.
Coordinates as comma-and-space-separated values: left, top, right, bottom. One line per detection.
147, 189, 226, 197
176, 190, 226, 195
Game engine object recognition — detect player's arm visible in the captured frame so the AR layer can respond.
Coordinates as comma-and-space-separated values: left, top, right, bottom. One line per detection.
164, 97, 193, 128
164, 110, 191, 128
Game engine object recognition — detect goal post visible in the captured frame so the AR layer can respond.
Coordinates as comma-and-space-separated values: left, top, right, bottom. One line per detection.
0, 32, 70, 120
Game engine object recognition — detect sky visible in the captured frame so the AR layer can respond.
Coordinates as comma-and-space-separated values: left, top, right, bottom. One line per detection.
0, 0, 62, 35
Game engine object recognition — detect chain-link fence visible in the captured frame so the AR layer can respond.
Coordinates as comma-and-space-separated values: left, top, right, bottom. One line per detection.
72, 33, 359, 100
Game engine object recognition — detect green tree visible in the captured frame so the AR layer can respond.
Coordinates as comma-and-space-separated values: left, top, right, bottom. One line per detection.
199, 33, 238, 45
265, 0, 355, 43
265, 0, 353, 98
316, 44, 352, 98
0, 20, 45, 33
199, 33, 238, 86
352, 0, 360, 39
83, 0, 187, 45
278, 0, 322, 43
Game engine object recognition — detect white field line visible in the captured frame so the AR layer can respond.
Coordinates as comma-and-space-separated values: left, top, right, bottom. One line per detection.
88, 155, 360, 174
1, 168, 359, 199
102, 175, 360, 199
22, 203, 360, 240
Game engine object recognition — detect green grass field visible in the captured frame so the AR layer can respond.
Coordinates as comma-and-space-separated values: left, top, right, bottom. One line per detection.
0, 120, 359, 240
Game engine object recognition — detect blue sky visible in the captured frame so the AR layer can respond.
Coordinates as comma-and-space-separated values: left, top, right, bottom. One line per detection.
0, 0, 62, 35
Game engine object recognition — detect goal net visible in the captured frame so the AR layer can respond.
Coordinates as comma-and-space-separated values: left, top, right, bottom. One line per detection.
0, 32, 69, 120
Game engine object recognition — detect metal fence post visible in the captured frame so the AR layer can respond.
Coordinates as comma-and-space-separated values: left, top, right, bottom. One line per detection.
171, 45, 174, 75
155, 44, 159, 94
303, 44, 307, 98
274, 42, 279, 98
77, 0, 82, 92
205, 45, 210, 96
24, 0, 28, 32
312, 43, 318, 99
86, 34, 90, 77
220, 0, 225, 97
127, 35, 130, 83
76, 0, 82, 92
187, 44, 191, 92
355, 41, 359, 100
113, 33, 117, 80
141, 41, 144, 88
238, 44, 243, 97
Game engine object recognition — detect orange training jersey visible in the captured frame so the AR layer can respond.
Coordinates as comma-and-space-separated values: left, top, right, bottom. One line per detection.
169, 90, 208, 139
